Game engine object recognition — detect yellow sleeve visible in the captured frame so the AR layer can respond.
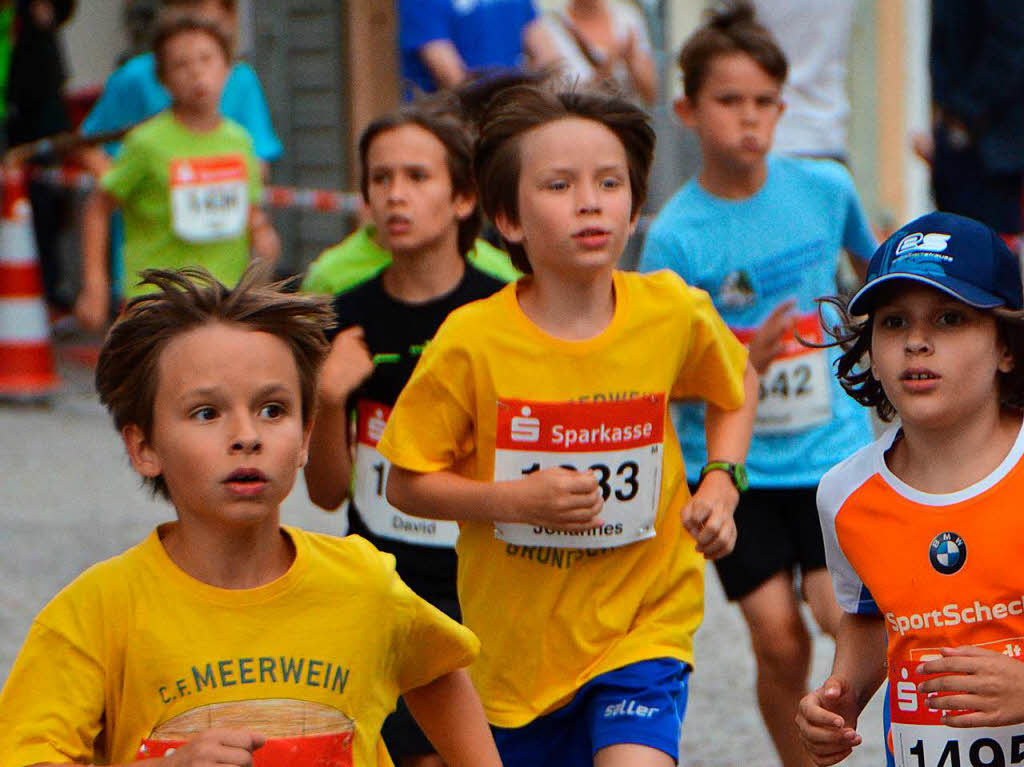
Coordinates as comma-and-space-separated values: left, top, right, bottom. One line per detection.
0, 591, 107, 765
670, 285, 748, 410
377, 320, 477, 473
351, 537, 479, 693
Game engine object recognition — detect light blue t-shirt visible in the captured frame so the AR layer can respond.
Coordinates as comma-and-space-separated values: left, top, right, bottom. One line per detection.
80, 52, 282, 161
640, 154, 877, 488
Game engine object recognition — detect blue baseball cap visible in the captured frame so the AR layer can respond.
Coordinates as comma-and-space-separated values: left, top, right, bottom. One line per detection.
848, 211, 1023, 315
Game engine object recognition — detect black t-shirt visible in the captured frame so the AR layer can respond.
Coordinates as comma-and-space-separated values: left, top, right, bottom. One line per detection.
328, 264, 505, 602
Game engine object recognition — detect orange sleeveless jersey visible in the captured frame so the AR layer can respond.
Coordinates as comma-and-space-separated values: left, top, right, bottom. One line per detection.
818, 425, 1024, 767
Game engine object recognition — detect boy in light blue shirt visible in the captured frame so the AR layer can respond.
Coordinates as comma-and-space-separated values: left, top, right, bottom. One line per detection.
639, 4, 876, 766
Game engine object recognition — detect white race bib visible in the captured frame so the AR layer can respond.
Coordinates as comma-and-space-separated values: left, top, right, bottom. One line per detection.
492, 395, 665, 549
889, 657, 1024, 767
733, 313, 832, 435
169, 156, 249, 243
352, 400, 459, 547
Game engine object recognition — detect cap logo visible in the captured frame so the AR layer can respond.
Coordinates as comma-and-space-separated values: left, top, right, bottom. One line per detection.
894, 232, 952, 262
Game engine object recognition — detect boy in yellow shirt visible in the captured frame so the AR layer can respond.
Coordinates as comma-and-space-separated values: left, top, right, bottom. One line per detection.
0, 266, 500, 767
378, 79, 759, 766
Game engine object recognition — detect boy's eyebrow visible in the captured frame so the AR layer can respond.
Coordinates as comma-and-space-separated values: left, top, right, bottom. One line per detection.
252, 382, 295, 400
538, 163, 627, 176
177, 383, 294, 402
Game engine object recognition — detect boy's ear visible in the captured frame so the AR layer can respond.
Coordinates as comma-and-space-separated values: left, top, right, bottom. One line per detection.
298, 420, 313, 469
493, 209, 524, 244
122, 424, 162, 479
453, 190, 476, 223
674, 96, 697, 129
998, 342, 1015, 374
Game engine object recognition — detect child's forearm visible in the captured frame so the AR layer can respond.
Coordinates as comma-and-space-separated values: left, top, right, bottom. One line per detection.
831, 612, 889, 712
403, 668, 503, 767
248, 206, 280, 265
80, 190, 113, 293
387, 466, 519, 523
387, 464, 602, 529
704, 361, 759, 463
304, 397, 353, 510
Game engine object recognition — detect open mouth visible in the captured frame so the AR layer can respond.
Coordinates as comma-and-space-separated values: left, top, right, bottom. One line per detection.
224, 468, 268, 484
900, 371, 939, 381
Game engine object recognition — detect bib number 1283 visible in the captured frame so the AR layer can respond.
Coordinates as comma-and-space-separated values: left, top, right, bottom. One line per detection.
492, 395, 665, 549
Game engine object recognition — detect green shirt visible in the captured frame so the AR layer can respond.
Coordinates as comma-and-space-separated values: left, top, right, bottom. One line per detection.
301, 225, 520, 295
102, 110, 262, 297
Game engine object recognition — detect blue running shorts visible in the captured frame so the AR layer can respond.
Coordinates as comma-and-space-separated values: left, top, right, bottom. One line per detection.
491, 658, 690, 766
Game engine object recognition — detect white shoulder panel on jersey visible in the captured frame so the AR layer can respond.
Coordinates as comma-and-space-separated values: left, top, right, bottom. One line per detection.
817, 428, 897, 614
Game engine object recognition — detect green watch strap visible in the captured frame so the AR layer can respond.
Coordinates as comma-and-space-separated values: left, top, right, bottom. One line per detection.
699, 461, 748, 492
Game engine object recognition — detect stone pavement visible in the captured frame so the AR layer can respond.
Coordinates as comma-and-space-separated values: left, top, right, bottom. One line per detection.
0, 352, 885, 766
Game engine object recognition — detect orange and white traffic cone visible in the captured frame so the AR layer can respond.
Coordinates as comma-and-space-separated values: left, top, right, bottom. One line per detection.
0, 165, 59, 400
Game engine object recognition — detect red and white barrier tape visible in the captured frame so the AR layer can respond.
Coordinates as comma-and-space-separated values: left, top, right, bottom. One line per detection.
18, 166, 363, 215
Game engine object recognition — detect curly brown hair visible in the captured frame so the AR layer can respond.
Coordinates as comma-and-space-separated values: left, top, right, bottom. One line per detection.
95, 266, 334, 498
815, 292, 1024, 422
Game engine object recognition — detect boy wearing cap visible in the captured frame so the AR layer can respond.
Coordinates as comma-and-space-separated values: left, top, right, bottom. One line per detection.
797, 211, 1024, 766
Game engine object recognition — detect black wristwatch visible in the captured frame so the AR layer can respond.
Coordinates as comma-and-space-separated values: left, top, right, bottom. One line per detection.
699, 461, 748, 492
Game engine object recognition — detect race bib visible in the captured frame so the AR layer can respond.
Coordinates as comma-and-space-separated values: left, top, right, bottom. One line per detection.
889, 656, 1024, 767
169, 155, 249, 243
733, 313, 832, 435
137, 734, 353, 767
492, 395, 665, 549
352, 400, 459, 547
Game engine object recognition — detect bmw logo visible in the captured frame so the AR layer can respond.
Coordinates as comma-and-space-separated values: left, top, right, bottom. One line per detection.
929, 532, 966, 575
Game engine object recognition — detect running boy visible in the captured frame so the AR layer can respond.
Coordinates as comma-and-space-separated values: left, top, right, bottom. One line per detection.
797, 211, 1024, 766
0, 267, 500, 767
638, 5, 876, 764
304, 100, 511, 767
377, 79, 760, 766
74, 13, 279, 332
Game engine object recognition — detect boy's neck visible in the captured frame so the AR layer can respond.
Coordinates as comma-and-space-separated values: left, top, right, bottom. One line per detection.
160, 516, 295, 589
698, 156, 769, 200
380, 239, 467, 303
517, 269, 616, 340
171, 103, 223, 133
887, 407, 1022, 494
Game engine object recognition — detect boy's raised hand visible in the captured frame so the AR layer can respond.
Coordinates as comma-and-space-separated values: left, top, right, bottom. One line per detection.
748, 298, 796, 374
796, 676, 863, 766
317, 326, 375, 405
507, 466, 604, 530
163, 728, 265, 767
917, 645, 1024, 726
681, 469, 737, 560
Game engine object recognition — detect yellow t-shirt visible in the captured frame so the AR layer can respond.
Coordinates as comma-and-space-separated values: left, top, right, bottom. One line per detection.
377, 269, 747, 727
0, 526, 478, 767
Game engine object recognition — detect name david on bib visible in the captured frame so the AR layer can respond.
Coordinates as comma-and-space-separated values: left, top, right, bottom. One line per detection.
354, 400, 459, 547
493, 395, 665, 549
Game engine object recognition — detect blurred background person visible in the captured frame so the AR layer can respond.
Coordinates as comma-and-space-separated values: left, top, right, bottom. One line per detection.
912, 0, 1024, 239
752, 0, 856, 163
6, 0, 75, 312
397, 0, 560, 98
543, 0, 656, 105
76, 0, 280, 322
